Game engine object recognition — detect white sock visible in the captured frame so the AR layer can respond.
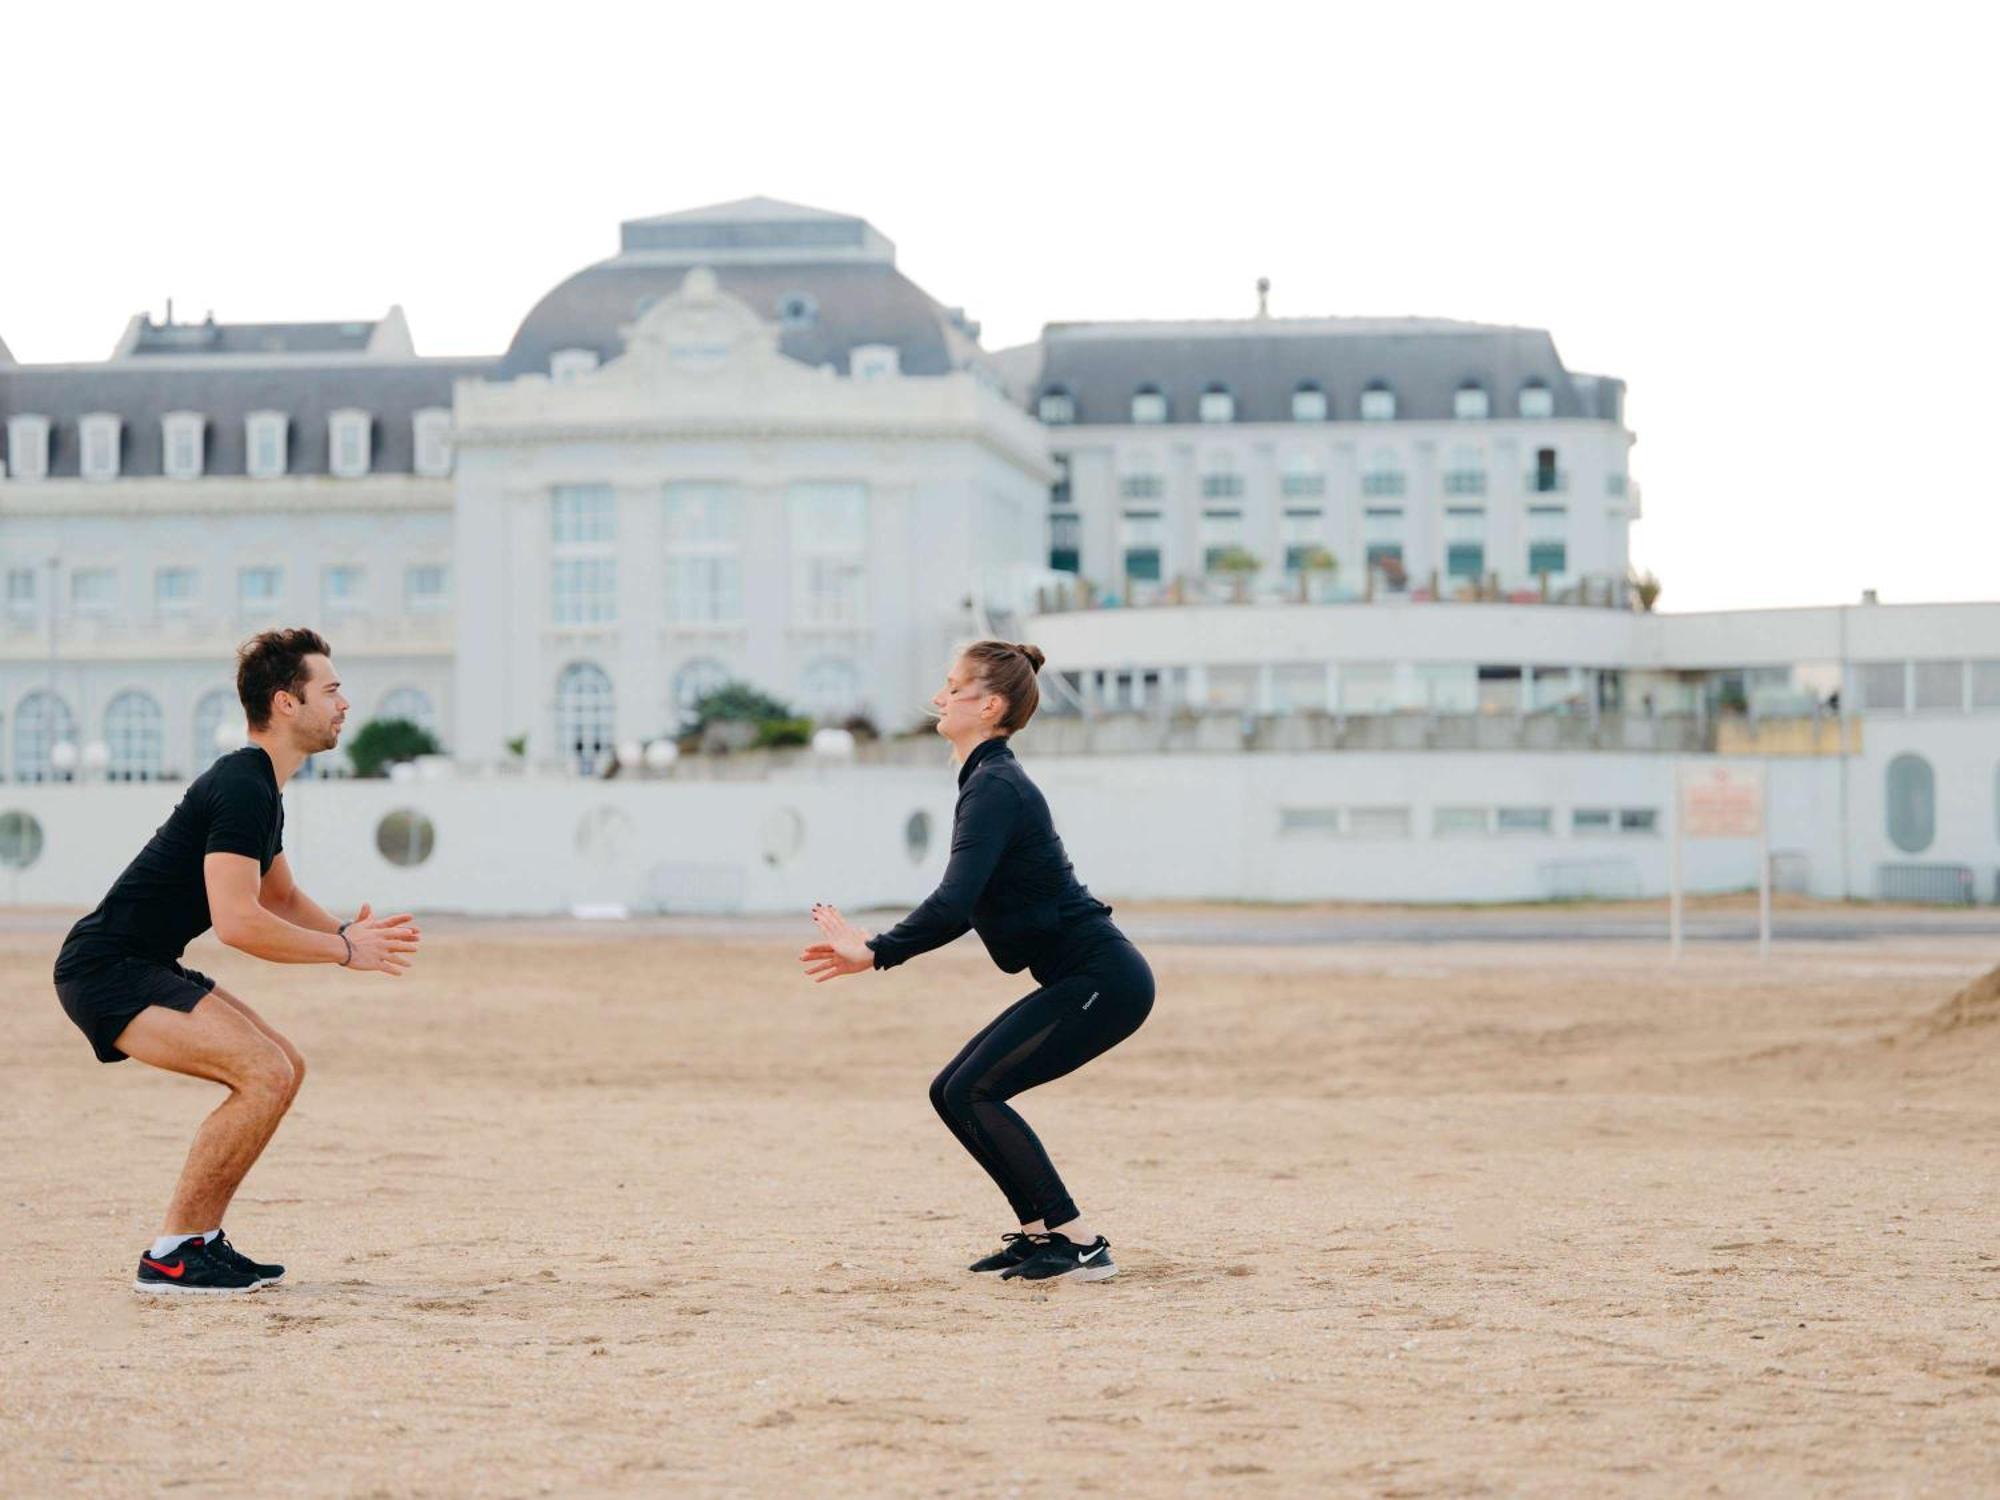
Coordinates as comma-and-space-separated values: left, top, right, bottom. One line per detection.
150, 1232, 204, 1258
206, 1227, 224, 1244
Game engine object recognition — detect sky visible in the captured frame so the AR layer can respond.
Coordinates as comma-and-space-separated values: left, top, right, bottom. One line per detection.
3, 2, 1994, 613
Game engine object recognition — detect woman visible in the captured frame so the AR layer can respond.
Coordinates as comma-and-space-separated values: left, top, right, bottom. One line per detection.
801, 640, 1154, 1284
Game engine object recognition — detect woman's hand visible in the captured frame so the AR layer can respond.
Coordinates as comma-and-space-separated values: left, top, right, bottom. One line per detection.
800, 903, 875, 983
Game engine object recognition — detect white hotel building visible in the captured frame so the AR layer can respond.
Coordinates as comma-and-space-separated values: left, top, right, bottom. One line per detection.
2, 198, 1997, 911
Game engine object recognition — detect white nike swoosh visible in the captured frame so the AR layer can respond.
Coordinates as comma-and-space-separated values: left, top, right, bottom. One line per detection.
1078, 1245, 1106, 1263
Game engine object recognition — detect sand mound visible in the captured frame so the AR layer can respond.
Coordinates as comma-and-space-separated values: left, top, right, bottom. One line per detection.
1914, 963, 2000, 1038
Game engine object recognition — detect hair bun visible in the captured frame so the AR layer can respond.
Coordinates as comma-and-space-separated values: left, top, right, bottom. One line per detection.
1016, 643, 1047, 672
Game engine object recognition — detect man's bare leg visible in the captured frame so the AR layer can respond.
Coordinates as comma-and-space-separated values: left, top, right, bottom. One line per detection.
114, 995, 300, 1235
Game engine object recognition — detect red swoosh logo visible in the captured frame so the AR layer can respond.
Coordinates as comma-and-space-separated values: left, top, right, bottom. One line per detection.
141, 1257, 187, 1279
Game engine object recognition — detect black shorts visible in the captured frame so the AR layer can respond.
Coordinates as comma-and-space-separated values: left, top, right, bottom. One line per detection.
54, 953, 218, 1064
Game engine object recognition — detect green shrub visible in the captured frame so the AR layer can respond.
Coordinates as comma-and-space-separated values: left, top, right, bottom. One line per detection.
347, 718, 442, 779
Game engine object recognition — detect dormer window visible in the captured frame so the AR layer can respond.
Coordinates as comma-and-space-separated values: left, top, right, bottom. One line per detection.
1360, 384, 1396, 421
5, 415, 50, 480
80, 414, 121, 481
1036, 386, 1075, 425
328, 410, 371, 479
1292, 383, 1328, 422
550, 348, 600, 383
851, 344, 900, 380
412, 408, 452, 477
1519, 382, 1554, 418
1131, 386, 1168, 424
1454, 383, 1490, 420
246, 412, 288, 479
162, 412, 205, 480
1198, 385, 1235, 424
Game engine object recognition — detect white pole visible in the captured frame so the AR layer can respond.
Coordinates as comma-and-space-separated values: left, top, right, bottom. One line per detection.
1669, 759, 1684, 961
1758, 762, 1772, 962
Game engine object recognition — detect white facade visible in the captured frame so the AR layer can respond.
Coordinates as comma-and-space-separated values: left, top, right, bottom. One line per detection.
1051, 414, 1635, 604
448, 268, 1051, 769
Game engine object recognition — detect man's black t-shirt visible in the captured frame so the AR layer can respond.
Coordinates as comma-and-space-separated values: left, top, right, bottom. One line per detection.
57, 746, 284, 973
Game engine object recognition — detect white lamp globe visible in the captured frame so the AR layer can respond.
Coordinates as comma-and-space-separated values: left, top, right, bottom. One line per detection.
49, 740, 80, 773
614, 739, 645, 770
214, 721, 246, 752
810, 727, 856, 759
642, 739, 680, 771
81, 740, 111, 773
388, 761, 420, 784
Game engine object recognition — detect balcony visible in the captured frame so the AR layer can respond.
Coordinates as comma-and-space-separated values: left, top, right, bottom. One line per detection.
1526, 469, 1569, 494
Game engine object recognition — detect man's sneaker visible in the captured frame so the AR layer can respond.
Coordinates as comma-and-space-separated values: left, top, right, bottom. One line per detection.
1000, 1233, 1117, 1283
132, 1236, 265, 1296
208, 1232, 285, 1285
969, 1232, 1040, 1274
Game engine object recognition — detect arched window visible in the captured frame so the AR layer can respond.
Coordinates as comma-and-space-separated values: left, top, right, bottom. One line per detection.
1291, 383, 1328, 422
1360, 383, 1396, 421
193, 689, 239, 768
1130, 386, 1168, 424
376, 687, 438, 736
13, 691, 75, 782
1198, 384, 1235, 424
673, 658, 729, 727
1036, 386, 1075, 425
555, 663, 615, 776
1519, 382, 1554, 418
1280, 450, 1326, 499
801, 658, 861, 719
104, 691, 165, 781
1885, 754, 1935, 854
1454, 382, 1490, 420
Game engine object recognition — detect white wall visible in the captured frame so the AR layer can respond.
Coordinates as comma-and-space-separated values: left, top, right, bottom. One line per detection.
9, 738, 1989, 916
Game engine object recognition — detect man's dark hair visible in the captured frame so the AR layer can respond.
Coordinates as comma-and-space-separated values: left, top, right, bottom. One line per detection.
237, 628, 332, 729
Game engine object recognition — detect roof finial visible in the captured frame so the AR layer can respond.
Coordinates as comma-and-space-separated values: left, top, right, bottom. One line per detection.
1256, 277, 1270, 319
164, 297, 174, 326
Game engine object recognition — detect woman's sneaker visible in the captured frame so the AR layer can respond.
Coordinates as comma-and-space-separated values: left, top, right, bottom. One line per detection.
132, 1236, 265, 1296
969, 1232, 1040, 1274
207, 1232, 285, 1286
1000, 1233, 1117, 1283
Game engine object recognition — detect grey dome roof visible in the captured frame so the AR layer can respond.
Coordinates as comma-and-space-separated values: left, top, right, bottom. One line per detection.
497, 259, 973, 380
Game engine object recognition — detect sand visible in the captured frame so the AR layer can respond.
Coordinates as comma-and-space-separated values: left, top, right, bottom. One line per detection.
3, 909, 1999, 1498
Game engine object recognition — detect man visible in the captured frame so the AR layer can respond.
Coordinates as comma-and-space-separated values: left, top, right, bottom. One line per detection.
53, 628, 421, 1294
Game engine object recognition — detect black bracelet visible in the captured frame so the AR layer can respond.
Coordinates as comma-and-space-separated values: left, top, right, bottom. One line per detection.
338, 931, 353, 966
338, 919, 352, 936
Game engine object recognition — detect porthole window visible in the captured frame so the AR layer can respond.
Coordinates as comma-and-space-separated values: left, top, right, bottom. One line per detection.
778, 292, 818, 328
0, 811, 44, 869
1884, 754, 1935, 854
376, 808, 436, 867
905, 810, 931, 863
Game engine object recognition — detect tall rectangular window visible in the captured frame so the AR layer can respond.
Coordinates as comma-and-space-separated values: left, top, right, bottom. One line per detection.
1050, 512, 1081, 574
787, 482, 868, 626
1282, 508, 1325, 573
5, 568, 36, 611
552, 559, 617, 624
324, 565, 364, 611
80, 415, 121, 480
412, 409, 452, 477
664, 482, 744, 624
238, 567, 282, 610
1119, 473, 1164, 500
5, 415, 50, 480
246, 413, 288, 479
405, 565, 448, 612
329, 411, 372, 478
155, 567, 196, 609
1121, 509, 1163, 583
1200, 509, 1245, 572
72, 568, 117, 611
552, 484, 617, 625
1447, 543, 1486, 580
163, 413, 205, 480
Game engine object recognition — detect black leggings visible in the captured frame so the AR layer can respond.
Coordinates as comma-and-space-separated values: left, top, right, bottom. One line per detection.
928, 935, 1154, 1230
